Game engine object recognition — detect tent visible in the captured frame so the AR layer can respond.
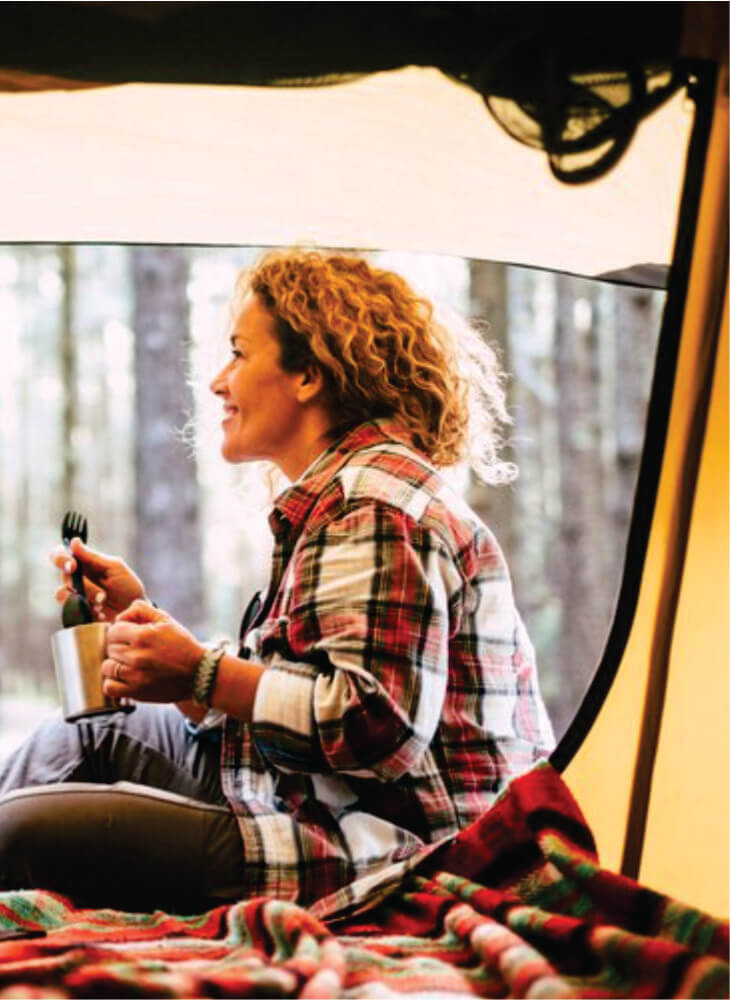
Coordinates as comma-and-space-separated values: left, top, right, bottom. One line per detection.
0, 3, 726, 995
0, 5, 696, 276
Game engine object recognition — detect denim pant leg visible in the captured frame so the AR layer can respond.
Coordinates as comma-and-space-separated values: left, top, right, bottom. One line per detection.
0, 703, 227, 805
0, 704, 246, 909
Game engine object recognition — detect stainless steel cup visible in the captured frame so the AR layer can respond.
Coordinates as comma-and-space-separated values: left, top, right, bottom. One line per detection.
51, 622, 135, 722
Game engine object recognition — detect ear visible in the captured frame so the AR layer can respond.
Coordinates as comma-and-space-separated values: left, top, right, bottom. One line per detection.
295, 365, 325, 405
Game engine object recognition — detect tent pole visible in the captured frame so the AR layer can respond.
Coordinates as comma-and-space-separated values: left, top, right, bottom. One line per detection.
620, 63, 728, 879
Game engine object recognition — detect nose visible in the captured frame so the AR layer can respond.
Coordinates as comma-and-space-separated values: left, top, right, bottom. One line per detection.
209, 361, 230, 396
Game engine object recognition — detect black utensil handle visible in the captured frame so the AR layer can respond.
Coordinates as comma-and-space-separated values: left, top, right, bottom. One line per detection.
71, 560, 87, 597
64, 540, 88, 598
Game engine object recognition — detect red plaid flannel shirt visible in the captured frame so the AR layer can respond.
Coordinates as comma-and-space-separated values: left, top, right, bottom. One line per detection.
220, 419, 554, 916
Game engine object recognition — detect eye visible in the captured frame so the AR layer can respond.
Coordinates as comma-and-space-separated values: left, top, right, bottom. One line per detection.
231, 348, 245, 361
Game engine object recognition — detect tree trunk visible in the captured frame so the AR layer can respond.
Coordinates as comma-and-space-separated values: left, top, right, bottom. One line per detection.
613, 286, 655, 559
505, 268, 554, 630
12, 251, 33, 682
59, 246, 77, 513
467, 260, 517, 556
550, 274, 607, 736
131, 247, 205, 635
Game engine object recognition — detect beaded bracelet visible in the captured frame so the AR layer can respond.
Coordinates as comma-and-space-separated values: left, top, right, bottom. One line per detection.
192, 641, 227, 707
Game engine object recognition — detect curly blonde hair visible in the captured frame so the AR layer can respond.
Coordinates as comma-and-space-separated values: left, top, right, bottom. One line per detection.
235, 249, 516, 485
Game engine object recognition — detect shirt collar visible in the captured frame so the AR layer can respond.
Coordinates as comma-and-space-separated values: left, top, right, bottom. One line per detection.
269, 418, 416, 539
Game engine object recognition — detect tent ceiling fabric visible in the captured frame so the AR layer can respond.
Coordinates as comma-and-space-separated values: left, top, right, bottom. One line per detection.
0, 67, 692, 277
0, 3, 688, 187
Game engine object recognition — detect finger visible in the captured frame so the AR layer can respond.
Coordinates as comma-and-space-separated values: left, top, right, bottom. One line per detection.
52, 551, 77, 579
92, 589, 107, 621
106, 643, 139, 666
68, 538, 116, 578
107, 621, 149, 648
56, 585, 102, 613
102, 675, 129, 699
115, 599, 163, 624
101, 658, 117, 680
101, 658, 129, 683
101, 658, 125, 698
56, 574, 105, 606
49, 545, 74, 571
50, 543, 90, 590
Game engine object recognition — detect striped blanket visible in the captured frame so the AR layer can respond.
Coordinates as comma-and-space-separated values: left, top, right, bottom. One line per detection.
0, 763, 726, 998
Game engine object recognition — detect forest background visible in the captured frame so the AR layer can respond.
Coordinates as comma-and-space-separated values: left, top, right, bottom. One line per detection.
0, 245, 663, 760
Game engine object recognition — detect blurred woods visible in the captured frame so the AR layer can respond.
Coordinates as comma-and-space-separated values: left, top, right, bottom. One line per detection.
0, 246, 663, 748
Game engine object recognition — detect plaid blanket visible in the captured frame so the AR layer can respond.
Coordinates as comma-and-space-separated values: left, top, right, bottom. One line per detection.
0, 763, 726, 998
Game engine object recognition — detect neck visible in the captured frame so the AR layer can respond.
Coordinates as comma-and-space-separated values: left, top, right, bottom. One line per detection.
278, 412, 338, 482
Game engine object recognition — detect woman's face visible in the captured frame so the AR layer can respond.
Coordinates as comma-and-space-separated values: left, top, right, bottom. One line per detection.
210, 294, 318, 474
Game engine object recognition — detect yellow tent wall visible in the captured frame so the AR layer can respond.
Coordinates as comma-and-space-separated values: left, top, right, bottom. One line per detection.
564, 67, 729, 918
641, 278, 728, 916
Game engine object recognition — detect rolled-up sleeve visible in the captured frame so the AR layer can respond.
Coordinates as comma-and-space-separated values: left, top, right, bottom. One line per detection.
250, 502, 454, 781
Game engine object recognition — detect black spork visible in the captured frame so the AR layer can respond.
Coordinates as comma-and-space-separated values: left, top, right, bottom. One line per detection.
61, 510, 94, 626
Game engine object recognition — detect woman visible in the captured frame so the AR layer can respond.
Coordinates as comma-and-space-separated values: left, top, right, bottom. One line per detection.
0, 249, 554, 914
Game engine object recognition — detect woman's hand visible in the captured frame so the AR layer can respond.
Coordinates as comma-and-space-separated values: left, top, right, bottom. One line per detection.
50, 538, 147, 621
101, 600, 205, 703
